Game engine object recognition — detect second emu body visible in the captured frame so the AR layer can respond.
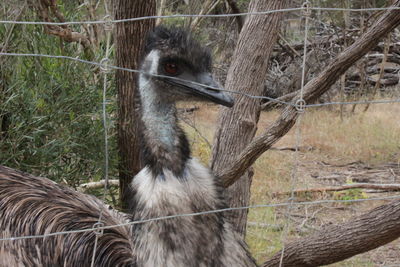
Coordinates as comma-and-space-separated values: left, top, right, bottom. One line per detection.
0, 26, 256, 266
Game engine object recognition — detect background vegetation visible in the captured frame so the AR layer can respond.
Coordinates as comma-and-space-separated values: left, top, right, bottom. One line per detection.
1, 1, 118, 189
1, 0, 399, 265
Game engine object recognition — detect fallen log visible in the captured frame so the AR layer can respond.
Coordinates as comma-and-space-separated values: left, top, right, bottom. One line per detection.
270, 146, 314, 152
272, 183, 400, 198
263, 197, 400, 267
77, 179, 119, 192
366, 63, 400, 74
367, 73, 399, 86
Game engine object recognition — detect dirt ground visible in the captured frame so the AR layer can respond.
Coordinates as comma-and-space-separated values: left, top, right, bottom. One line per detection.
182, 103, 400, 266
273, 156, 400, 266
246, 152, 400, 266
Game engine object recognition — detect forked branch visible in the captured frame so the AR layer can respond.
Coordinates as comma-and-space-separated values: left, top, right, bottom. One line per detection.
218, 0, 400, 187
34, 0, 93, 56
263, 198, 400, 266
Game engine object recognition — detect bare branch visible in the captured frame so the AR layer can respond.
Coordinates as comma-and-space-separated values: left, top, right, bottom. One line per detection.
262, 198, 400, 266
363, 34, 391, 112
273, 183, 400, 197
156, 0, 167, 25
218, 0, 400, 187
190, 0, 221, 29
77, 180, 119, 192
33, 0, 93, 55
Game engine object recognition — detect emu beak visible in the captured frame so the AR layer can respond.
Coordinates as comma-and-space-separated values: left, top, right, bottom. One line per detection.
166, 73, 235, 108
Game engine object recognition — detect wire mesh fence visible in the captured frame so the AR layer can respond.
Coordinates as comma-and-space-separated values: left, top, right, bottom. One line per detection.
1, 1, 400, 266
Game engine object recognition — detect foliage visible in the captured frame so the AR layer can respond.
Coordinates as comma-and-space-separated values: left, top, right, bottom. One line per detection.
333, 188, 367, 201
1, 0, 400, 264
0, 3, 118, 189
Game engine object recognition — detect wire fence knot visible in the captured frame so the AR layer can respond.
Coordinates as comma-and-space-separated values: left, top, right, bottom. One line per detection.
295, 98, 306, 113
302, 1, 312, 17
103, 15, 113, 32
99, 58, 112, 73
92, 222, 105, 236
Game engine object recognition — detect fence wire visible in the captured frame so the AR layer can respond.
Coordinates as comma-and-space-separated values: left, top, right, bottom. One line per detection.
90, 2, 113, 266
279, 3, 311, 265
1, 52, 399, 108
1, 6, 400, 26
0, 3, 400, 263
1, 195, 399, 242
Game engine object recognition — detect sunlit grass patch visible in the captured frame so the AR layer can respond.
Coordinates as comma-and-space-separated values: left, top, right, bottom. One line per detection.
301, 105, 400, 164
246, 207, 284, 264
181, 102, 397, 265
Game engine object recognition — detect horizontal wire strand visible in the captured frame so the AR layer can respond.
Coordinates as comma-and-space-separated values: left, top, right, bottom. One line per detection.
1, 52, 399, 108
0, 7, 400, 26
0, 5, 400, 245
1, 195, 399, 242
0, 52, 294, 105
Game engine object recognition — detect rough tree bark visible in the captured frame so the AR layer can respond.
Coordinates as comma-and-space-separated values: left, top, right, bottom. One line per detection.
114, 0, 156, 210
204, 0, 400, 263
210, 0, 287, 236
249, 1, 400, 265
216, 0, 400, 189
263, 198, 400, 267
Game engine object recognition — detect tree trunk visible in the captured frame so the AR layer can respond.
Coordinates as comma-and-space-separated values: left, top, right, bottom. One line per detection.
262, 198, 400, 267
258, 1, 400, 265
210, 0, 287, 236
215, 0, 400, 189
113, 0, 156, 210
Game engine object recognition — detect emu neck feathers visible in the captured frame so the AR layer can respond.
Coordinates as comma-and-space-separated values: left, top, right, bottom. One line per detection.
139, 50, 190, 177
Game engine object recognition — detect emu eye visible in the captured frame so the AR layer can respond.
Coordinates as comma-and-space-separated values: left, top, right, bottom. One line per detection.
164, 63, 179, 75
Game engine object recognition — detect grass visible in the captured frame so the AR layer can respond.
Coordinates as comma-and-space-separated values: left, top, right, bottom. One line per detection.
302, 105, 400, 164
246, 207, 284, 261
183, 101, 400, 265
89, 101, 399, 265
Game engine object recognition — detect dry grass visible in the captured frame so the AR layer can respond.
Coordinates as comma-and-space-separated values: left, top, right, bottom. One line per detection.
302, 105, 400, 164
182, 102, 400, 265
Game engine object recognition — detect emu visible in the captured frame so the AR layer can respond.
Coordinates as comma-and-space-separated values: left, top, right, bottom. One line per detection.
0, 26, 257, 267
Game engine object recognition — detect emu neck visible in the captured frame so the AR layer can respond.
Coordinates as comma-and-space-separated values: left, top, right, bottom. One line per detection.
141, 88, 177, 151
139, 77, 190, 178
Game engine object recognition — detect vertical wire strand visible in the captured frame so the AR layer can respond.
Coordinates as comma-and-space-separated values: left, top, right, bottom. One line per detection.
90, 1, 112, 266
279, 2, 310, 266
98, 21, 112, 226
1, 1, 399, 259
300, 6, 310, 101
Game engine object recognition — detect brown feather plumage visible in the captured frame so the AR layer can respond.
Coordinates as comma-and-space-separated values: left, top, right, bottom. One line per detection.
0, 26, 256, 267
0, 165, 135, 266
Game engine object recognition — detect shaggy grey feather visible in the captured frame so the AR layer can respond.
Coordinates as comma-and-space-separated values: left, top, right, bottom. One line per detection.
0, 26, 256, 267
0, 166, 135, 266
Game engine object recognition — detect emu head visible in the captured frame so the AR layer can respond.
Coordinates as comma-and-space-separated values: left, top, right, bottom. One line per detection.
139, 26, 234, 107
